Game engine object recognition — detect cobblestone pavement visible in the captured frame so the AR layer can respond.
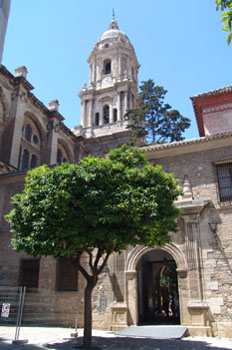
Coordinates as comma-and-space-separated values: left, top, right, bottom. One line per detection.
0, 328, 232, 350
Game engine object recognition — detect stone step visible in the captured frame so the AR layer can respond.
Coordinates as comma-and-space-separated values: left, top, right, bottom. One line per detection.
117, 325, 189, 339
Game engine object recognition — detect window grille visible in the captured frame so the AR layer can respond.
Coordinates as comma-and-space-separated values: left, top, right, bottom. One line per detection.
216, 162, 232, 202
19, 259, 40, 288
56, 257, 78, 292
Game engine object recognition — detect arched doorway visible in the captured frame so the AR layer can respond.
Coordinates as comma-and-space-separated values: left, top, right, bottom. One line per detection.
137, 249, 180, 325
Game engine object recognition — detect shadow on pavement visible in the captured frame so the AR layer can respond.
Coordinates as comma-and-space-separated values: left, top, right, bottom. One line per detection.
0, 339, 44, 350
42, 336, 232, 350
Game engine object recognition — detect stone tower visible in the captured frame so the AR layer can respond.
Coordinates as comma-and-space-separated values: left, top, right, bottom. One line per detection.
0, 0, 11, 64
76, 17, 140, 144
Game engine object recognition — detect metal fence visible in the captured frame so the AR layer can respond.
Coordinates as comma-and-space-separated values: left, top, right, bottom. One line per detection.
0, 283, 112, 343
0, 286, 57, 342
0, 286, 23, 341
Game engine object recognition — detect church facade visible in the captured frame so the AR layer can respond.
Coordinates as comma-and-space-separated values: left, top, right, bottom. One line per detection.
0, 18, 232, 338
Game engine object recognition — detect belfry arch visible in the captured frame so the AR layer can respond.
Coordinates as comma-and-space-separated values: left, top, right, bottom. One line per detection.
125, 244, 188, 326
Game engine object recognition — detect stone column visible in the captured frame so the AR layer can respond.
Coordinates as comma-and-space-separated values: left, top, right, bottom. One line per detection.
99, 103, 103, 126
125, 271, 138, 325
93, 61, 96, 85
109, 105, 113, 124
118, 93, 122, 121
88, 99, 93, 128
49, 122, 59, 165
119, 55, 122, 79
96, 60, 100, 88
89, 64, 92, 87
176, 268, 190, 326
128, 92, 131, 110
124, 91, 128, 113
126, 56, 132, 80
80, 101, 85, 128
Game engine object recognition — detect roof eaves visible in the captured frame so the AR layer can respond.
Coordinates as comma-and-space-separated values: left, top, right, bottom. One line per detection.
190, 85, 232, 100
144, 131, 232, 152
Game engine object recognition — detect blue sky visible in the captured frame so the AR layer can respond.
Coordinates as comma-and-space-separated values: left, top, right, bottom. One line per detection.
2, 0, 231, 140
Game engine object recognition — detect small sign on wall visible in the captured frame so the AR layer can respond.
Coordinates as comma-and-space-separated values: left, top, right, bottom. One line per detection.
99, 295, 107, 314
1, 303, 10, 318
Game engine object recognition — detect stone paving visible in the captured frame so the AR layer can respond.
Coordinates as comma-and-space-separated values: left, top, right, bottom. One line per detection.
0, 328, 232, 350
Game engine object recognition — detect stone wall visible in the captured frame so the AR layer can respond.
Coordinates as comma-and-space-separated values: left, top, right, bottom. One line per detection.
0, 135, 232, 337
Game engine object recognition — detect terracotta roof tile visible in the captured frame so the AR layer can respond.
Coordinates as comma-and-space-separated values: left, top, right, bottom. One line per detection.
190, 85, 232, 100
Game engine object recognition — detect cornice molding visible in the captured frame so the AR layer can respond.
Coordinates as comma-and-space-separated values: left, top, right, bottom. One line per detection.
202, 103, 232, 114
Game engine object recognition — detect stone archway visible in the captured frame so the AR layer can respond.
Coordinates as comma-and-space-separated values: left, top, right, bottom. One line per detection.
137, 249, 180, 324
125, 244, 188, 326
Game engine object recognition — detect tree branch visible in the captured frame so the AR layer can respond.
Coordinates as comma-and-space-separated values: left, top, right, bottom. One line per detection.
86, 248, 95, 274
76, 250, 91, 281
97, 244, 115, 276
94, 246, 102, 269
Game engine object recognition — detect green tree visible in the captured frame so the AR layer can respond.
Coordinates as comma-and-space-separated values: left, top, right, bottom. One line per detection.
126, 79, 190, 145
6, 145, 181, 349
216, 0, 232, 45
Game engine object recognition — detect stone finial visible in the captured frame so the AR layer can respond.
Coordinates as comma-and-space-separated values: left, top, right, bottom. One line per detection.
82, 81, 87, 91
48, 100, 59, 112
72, 125, 83, 136
15, 66, 28, 79
175, 183, 183, 202
182, 175, 193, 201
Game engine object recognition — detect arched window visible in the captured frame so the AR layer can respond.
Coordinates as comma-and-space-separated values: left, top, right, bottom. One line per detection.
113, 108, 117, 122
33, 134, 39, 145
21, 149, 29, 170
30, 155, 37, 169
25, 124, 32, 142
95, 112, 100, 126
57, 149, 62, 164
103, 105, 109, 124
104, 59, 111, 75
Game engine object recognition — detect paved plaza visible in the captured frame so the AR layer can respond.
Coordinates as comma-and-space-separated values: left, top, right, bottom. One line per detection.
0, 328, 232, 350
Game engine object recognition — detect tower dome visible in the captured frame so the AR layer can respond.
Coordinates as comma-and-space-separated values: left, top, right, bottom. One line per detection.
96, 18, 131, 48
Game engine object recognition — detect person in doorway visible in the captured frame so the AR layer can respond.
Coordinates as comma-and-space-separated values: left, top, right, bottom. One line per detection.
162, 286, 169, 317
169, 292, 176, 317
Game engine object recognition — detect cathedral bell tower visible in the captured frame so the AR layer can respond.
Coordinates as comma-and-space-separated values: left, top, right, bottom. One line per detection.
76, 17, 140, 143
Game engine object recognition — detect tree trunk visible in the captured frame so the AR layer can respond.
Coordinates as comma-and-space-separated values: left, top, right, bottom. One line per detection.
83, 278, 96, 349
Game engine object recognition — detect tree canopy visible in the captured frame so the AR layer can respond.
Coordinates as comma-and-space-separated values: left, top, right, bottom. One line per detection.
126, 79, 190, 145
216, 0, 232, 44
6, 145, 181, 348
